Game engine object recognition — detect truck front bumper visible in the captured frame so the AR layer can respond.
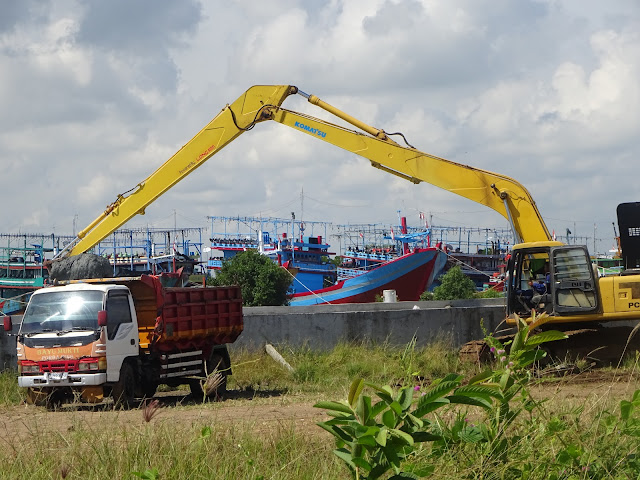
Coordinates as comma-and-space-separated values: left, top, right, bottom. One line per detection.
18, 372, 107, 388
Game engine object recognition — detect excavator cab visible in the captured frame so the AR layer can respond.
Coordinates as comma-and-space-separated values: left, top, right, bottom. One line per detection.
506, 244, 599, 319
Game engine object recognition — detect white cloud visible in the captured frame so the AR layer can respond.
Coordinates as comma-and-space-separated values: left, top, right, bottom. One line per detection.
0, 0, 638, 256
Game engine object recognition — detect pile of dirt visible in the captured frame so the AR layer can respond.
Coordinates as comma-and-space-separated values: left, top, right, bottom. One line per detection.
47, 253, 113, 282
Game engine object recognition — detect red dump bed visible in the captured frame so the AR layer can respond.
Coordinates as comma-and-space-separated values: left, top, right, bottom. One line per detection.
120, 275, 244, 351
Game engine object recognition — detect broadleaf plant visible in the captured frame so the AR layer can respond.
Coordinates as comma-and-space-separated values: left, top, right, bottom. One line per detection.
315, 311, 568, 479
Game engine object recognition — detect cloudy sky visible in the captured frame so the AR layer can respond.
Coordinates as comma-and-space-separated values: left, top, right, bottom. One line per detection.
1, 0, 638, 255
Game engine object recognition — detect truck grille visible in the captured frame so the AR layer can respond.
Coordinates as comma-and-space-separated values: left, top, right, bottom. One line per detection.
39, 360, 78, 373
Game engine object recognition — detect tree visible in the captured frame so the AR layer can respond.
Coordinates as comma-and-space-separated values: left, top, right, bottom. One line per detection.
209, 250, 293, 306
328, 255, 342, 267
430, 265, 477, 300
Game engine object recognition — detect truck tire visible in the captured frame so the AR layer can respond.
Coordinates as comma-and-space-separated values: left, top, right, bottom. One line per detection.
140, 380, 158, 399
205, 352, 228, 399
112, 362, 136, 408
188, 379, 205, 399
46, 389, 69, 411
26, 387, 68, 410
26, 388, 48, 407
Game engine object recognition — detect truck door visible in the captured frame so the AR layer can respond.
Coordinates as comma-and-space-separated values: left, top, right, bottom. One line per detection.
550, 246, 599, 314
105, 290, 139, 382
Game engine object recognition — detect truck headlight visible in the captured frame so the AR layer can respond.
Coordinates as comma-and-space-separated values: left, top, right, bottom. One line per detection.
78, 358, 103, 372
19, 362, 40, 374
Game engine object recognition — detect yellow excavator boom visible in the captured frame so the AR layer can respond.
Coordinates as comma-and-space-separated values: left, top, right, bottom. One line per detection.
63, 85, 550, 257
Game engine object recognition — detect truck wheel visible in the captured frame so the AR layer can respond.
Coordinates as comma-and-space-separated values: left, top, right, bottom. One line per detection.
112, 362, 136, 408
26, 387, 49, 407
188, 379, 204, 399
141, 381, 157, 399
204, 353, 228, 399
45, 390, 67, 411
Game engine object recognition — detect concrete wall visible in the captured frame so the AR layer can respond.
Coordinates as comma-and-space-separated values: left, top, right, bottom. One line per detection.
0, 299, 508, 370
234, 298, 507, 350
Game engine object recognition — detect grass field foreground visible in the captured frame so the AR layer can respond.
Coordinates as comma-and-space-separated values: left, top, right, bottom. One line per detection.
0, 340, 639, 479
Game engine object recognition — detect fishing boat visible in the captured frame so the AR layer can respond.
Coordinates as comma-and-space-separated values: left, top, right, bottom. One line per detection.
0, 242, 51, 315
0, 229, 205, 316
207, 218, 337, 296
206, 215, 447, 305
291, 248, 446, 305
94, 227, 205, 276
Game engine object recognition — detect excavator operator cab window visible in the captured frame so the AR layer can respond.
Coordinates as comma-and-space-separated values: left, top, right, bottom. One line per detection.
507, 249, 552, 316
507, 245, 598, 317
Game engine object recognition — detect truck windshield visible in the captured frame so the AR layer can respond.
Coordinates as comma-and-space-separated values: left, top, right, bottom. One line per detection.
21, 290, 104, 334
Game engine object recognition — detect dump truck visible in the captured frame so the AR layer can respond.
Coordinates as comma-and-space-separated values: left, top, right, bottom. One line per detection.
4, 273, 243, 408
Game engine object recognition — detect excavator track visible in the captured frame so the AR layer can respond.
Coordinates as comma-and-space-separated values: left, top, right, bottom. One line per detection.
543, 326, 640, 366
459, 339, 494, 365
459, 325, 640, 367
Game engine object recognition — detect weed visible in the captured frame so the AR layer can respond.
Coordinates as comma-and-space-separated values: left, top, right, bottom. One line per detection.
141, 399, 161, 423
292, 360, 319, 383
314, 312, 571, 479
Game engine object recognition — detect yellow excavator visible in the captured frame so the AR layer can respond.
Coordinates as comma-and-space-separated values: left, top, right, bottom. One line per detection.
56, 85, 640, 360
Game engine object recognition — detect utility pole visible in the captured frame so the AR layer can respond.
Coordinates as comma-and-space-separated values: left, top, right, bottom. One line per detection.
291, 211, 295, 263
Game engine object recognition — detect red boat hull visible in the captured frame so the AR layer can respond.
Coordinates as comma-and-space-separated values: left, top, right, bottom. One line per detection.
290, 248, 447, 305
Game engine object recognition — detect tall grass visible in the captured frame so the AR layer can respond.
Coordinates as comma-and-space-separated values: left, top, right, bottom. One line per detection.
0, 341, 638, 479
0, 416, 342, 479
228, 338, 463, 396
0, 370, 23, 404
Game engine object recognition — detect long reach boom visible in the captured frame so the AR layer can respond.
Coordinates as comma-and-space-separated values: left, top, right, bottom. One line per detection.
61, 85, 550, 257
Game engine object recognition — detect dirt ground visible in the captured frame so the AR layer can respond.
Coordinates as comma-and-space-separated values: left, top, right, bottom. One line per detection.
1, 370, 638, 442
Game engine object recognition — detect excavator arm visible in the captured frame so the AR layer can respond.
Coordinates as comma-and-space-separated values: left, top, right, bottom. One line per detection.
62, 84, 550, 257
62, 85, 297, 257
270, 92, 550, 244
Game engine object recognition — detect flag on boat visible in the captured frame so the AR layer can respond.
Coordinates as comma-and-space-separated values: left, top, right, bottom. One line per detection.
419, 211, 428, 228
390, 227, 395, 241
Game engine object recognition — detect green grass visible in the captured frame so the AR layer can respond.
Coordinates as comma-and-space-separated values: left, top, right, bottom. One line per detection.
0, 370, 23, 404
0, 415, 342, 479
228, 338, 465, 395
1, 341, 639, 479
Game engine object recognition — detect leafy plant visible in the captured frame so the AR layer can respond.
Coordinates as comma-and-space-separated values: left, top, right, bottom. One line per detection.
314, 312, 569, 478
209, 249, 292, 306
132, 467, 159, 480
461, 312, 568, 462
474, 288, 504, 299
431, 266, 477, 300
314, 376, 465, 479
418, 291, 434, 301
398, 335, 420, 384
547, 388, 640, 477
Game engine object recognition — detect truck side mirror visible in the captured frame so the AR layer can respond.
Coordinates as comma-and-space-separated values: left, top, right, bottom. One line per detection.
2, 316, 12, 332
98, 310, 108, 327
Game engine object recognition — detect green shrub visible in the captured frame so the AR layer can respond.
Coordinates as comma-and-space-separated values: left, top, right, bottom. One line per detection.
209, 249, 292, 306
419, 290, 434, 301
431, 266, 476, 300
475, 288, 504, 299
